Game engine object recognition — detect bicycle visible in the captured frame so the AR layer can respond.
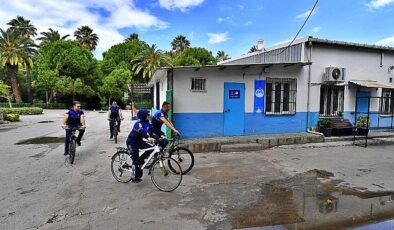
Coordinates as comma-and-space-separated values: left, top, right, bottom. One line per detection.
67, 126, 84, 164
109, 118, 119, 144
110, 139, 183, 192
165, 134, 194, 174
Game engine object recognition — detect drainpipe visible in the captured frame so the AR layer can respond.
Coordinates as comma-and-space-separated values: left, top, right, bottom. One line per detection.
307, 128, 323, 136
306, 40, 313, 131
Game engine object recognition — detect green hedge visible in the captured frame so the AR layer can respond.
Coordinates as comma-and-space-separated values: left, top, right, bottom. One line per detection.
0, 102, 67, 109
4, 113, 20, 122
2, 107, 43, 115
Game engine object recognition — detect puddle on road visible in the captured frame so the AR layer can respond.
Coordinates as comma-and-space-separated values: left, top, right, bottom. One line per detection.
231, 169, 394, 230
38, 120, 55, 123
16, 136, 64, 145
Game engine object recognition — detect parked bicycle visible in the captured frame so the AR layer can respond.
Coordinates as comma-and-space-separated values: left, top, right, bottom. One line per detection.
67, 126, 84, 164
111, 139, 183, 192
109, 118, 119, 144
165, 134, 194, 174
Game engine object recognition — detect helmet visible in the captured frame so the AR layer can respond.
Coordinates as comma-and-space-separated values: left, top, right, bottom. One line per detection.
137, 109, 149, 121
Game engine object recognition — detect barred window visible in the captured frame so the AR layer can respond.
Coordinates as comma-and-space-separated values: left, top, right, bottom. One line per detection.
266, 78, 297, 115
191, 78, 206, 92
320, 85, 344, 117
381, 89, 394, 115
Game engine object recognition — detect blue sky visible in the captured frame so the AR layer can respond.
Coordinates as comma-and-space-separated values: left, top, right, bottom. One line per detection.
1, 0, 394, 59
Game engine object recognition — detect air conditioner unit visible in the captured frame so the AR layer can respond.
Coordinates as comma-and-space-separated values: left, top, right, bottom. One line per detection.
324, 67, 345, 82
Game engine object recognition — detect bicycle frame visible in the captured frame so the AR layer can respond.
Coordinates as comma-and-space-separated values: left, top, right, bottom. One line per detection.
138, 142, 161, 170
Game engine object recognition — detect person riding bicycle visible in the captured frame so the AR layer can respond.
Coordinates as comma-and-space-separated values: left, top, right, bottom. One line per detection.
126, 109, 157, 183
107, 101, 124, 139
151, 101, 180, 138
61, 101, 86, 156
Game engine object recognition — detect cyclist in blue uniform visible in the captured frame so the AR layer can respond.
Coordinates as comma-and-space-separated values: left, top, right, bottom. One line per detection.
151, 101, 180, 137
126, 109, 156, 182
61, 101, 86, 156
107, 101, 124, 139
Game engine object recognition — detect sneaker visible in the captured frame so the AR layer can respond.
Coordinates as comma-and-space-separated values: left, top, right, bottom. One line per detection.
64, 151, 69, 156
132, 178, 142, 183
110, 135, 113, 139
76, 141, 81, 146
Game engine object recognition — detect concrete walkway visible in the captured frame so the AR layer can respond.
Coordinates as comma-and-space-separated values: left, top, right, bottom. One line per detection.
181, 130, 394, 153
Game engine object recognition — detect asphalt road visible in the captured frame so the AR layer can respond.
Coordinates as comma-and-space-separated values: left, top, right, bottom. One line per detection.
1, 110, 394, 230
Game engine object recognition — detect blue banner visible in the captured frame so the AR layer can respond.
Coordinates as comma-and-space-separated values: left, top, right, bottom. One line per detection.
254, 80, 265, 113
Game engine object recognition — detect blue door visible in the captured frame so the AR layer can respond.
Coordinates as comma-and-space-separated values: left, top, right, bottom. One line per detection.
356, 91, 371, 114
224, 83, 245, 136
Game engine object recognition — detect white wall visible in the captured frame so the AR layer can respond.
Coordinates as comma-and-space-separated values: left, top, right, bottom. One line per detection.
152, 73, 168, 109
310, 44, 394, 112
172, 65, 308, 113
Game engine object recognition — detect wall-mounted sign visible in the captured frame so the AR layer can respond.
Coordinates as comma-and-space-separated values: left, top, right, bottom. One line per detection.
254, 80, 265, 113
229, 90, 240, 99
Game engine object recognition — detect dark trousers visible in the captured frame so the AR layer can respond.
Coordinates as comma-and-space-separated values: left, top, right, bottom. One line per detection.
65, 126, 85, 153
109, 117, 121, 136
127, 143, 152, 166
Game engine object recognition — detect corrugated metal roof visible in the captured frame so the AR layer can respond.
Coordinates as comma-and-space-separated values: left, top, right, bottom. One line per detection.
349, 80, 394, 89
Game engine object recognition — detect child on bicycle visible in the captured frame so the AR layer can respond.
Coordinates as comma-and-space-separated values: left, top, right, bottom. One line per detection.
126, 109, 156, 183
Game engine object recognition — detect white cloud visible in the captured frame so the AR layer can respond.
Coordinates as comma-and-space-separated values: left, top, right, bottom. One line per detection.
207, 32, 229, 44
311, 26, 321, 33
376, 36, 394, 46
217, 17, 232, 23
366, 0, 394, 9
244, 21, 253, 26
189, 31, 194, 40
295, 9, 316, 19
0, 0, 168, 59
158, 0, 204, 12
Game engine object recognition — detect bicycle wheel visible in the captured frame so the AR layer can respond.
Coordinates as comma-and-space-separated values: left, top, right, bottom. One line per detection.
69, 140, 76, 164
111, 151, 133, 183
150, 156, 182, 192
168, 147, 194, 174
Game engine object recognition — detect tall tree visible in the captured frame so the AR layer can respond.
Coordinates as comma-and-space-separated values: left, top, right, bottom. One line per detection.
216, 50, 230, 62
74, 25, 99, 51
173, 47, 216, 66
7, 16, 37, 103
37, 28, 69, 46
0, 29, 36, 102
125, 33, 139, 42
171, 35, 190, 54
132, 44, 172, 80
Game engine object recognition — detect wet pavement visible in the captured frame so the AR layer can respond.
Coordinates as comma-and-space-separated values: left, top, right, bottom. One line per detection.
1, 110, 394, 230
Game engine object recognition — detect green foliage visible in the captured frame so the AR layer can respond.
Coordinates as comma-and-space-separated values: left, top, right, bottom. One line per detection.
37, 28, 69, 46
101, 40, 149, 76
74, 25, 99, 51
0, 81, 10, 98
99, 66, 131, 99
132, 44, 172, 79
0, 28, 36, 67
173, 47, 216, 66
318, 118, 332, 128
2, 107, 43, 115
356, 116, 370, 127
0, 102, 66, 109
4, 113, 20, 122
171, 35, 190, 53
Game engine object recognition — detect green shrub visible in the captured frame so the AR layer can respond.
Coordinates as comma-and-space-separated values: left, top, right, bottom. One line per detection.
4, 113, 20, 122
318, 118, 332, 128
356, 116, 370, 127
0, 102, 67, 109
2, 107, 43, 115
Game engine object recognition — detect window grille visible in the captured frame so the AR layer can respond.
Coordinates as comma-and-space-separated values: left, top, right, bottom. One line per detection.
191, 78, 206, 92
266, 78, 297, 115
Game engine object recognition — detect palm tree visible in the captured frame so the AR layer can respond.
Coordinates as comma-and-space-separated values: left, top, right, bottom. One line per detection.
74, 26, 99, 51
216, 50, 230, 62
37, 28, 69, 46
125, 33, 139, 42
0, 29, 36, 102
131, 44, 172, 80
7, 16, 37, 103
171, 35, 190, 54
249, 45, 259, 53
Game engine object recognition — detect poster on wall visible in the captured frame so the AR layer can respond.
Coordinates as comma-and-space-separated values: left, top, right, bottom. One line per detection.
254, 80, 265, 113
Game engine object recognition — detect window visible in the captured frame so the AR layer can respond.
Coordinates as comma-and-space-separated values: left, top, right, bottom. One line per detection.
381, 89, 394, 115
320, 85, 344, 117
191, 78, 206, 92
265, 78, 297, 115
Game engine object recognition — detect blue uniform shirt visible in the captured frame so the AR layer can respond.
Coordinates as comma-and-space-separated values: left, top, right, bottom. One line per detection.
109, 106, 120, 118
66, 108, 84, 127
126, 120, 155, 147
151, 109, 168, 131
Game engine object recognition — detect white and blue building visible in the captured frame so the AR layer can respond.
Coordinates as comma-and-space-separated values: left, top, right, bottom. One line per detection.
149, 37, 394, 139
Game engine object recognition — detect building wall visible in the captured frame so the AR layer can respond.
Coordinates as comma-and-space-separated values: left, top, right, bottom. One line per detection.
172, 65, 311, 138
310, 44, 394, 127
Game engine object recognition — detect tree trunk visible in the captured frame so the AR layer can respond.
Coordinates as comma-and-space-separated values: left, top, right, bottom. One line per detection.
25, 62, 33, 103
48, 90, 53, 104
6, 63, 22, 103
